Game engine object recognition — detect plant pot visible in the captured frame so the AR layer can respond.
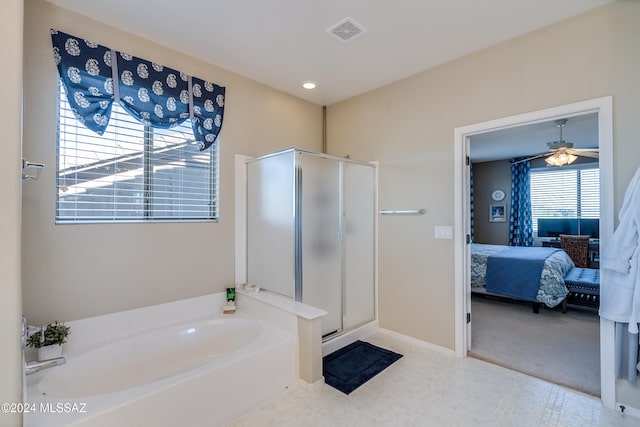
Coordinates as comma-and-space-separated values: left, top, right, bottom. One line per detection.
37, 344, 63, 360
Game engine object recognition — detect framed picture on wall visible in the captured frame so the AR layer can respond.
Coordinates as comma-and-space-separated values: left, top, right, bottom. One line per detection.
489, 204, 506, 222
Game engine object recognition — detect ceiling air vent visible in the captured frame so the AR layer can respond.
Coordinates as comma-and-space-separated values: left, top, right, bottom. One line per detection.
327, 17, 366, 43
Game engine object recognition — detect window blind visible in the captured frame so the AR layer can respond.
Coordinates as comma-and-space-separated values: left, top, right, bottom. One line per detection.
530, 166, 599, 233
56, 82, 219, 223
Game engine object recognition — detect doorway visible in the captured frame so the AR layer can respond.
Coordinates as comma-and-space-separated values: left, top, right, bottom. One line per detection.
453, 97, 616, 406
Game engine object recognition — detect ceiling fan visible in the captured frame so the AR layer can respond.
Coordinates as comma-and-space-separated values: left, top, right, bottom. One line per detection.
513, 118, 599, 166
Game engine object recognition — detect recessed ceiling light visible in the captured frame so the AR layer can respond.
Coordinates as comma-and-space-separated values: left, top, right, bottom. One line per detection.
302, 81, 317, 90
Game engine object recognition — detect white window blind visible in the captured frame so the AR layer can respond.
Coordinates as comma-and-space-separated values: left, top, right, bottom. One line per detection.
56, 82, 219, 223
530, 166, 599, 233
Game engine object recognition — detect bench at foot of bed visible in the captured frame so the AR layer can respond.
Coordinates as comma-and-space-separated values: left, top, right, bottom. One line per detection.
563, 267, 600, 311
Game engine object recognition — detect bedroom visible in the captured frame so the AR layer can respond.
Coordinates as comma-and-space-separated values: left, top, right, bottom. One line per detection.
468, 113, 602, 396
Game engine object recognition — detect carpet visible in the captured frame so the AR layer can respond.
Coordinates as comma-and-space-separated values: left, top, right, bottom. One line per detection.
469, 295, 600, 396
323, 340, 403, 394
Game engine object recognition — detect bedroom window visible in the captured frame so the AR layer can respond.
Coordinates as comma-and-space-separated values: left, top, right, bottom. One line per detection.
56, 83, 219, 223
530, 166, 599, 234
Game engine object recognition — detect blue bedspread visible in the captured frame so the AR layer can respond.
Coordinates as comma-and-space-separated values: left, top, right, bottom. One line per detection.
485, 246, 561, 302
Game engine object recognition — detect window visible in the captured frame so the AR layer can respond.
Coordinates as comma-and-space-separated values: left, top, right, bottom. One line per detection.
56, 83, 219, 223
530, 166, 599, 234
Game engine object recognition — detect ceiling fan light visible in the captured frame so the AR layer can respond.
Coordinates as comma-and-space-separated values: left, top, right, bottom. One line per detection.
545, 152, 578, 167
545, 155, 560, 166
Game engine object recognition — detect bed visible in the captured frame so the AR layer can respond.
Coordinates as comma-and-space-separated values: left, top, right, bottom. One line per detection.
471, 243, 574, 309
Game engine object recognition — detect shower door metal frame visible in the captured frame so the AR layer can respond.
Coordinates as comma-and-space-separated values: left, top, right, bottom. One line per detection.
294, 152, 304, 303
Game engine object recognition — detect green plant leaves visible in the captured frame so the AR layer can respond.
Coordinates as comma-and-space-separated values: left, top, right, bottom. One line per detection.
26, 321, 71, 348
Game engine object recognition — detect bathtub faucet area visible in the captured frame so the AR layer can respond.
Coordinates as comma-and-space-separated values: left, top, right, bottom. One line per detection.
25, 357, 66, 375
22, 318, 42, 344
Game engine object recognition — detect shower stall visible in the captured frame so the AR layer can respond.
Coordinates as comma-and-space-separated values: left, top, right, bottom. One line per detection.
246, 148, 376, 339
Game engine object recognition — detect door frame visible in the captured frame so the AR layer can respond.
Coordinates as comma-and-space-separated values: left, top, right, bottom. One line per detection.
453, 97, 615, 408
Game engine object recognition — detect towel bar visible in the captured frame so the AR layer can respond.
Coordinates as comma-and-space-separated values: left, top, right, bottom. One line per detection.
379, 209, 426, 215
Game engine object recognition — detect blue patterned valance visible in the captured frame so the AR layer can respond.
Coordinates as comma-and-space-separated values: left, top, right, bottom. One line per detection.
115, 53, 190, 129
51, 29, 225, 150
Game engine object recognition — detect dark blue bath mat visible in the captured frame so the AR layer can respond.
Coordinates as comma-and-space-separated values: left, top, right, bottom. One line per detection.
323, 340, 402, 395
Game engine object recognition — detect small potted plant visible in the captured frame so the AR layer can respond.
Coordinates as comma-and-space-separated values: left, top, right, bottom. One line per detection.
26, 321, 71, 360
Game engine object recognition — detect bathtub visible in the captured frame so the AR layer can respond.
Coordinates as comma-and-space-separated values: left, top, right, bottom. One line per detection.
25, 294, 297, 427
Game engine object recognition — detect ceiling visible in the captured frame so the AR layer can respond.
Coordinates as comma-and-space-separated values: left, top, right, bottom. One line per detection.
469, 113, 599, 163
45, 0, 612, 106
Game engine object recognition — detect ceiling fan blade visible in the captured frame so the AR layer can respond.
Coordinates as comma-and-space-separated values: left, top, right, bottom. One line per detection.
511, 152, 550, 164
572, 150, 599, 159
571, 148, 599, 154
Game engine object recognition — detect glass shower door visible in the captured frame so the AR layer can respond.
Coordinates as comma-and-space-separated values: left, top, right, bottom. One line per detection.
343, 162, 376, 329
298, 152, 343, 337
246, 151, 296, 298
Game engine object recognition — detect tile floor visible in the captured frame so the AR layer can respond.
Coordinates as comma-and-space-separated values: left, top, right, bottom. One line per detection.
228, 331, 640, 427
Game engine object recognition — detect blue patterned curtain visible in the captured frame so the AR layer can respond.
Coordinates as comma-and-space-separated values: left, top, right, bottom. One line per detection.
509, 159, 533, 246
191, 76, 225, 148
51, 29, 225, 151
51, 30, 114, 135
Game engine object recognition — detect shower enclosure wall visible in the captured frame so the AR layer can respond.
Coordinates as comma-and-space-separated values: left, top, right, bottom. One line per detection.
246, 149, 376, 338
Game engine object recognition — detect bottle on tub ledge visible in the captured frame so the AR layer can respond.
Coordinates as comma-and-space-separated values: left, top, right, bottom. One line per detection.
223, 287, 236, 314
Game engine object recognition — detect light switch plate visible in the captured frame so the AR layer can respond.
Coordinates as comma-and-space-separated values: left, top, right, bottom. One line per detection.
434, 226, 453, 239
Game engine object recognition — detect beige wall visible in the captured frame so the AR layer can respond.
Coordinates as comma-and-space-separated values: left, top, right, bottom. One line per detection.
327, 0, 640, 354
22, 0, 322, 324
1, 1, 24, 425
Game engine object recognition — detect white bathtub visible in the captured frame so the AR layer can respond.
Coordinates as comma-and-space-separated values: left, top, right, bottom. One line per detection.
25, 294, 297, 427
